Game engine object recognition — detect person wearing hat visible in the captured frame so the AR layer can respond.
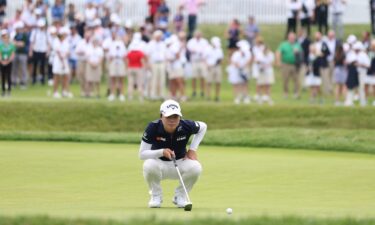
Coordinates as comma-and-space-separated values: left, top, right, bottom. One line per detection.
354, 41, 370, 106
52, 27, 72, 99
11, 21, 29, 89
107, 34, 127, 102
29, 18, 49, 85
85, 37, 104, 98
205, 36, 224, 102
187, 30, 209, 98
139, 99, 207, 208
165, 32, 187, 101
0, 30, 15, 97
227, 40, 252, 104
126, 33, 148, 102
147, 30, 167, 100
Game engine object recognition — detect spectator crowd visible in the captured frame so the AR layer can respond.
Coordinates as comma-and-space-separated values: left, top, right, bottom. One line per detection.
0, 0, 374, 106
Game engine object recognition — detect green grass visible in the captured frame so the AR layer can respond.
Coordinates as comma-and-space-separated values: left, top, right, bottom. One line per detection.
1, 141, 375, 220
0, 128, 374, 154
0, 102, 375, 132
1, 215, 375, 225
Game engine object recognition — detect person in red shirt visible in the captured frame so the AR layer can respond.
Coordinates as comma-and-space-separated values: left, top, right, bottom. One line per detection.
148, 0, 161, 24
126, 33, 148, 101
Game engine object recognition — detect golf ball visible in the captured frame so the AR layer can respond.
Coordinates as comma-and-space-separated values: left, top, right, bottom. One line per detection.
226, 208, 233, 215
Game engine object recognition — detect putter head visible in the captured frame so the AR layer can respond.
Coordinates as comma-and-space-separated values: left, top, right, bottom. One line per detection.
184, 202, 192, 211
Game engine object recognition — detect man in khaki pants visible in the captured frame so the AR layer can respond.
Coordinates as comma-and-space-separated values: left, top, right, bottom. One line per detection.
147, 30, 167, 100
276, 32, 302, 99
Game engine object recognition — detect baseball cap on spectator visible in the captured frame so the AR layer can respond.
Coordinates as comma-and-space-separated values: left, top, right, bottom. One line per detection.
125, 20, 134, 29
211, 36, 221, 47
1, 29, 8, 36
93, 18, 102, 26
75, 13, 83, 21
353, 41, 364, 51
49, 26, 57, 34
346, 52, 357, 64
34, 8, 43, 16
237, 40, 250, 52
346, 34, 357, 45
160, 99, 182, 117
58, 26, 70, 35
14, 21, 25, 30
110, 13, 121, 25
153, 30, 163, 38
37, 19, 46, 27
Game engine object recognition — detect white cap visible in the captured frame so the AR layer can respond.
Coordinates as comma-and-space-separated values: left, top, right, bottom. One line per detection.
153, 30, 163, 38
125, 19, 133, 29
160, 99, 182, 117
237, 40, 250, 52
14, 21, 25, 29
133, 32, 142, 41
34, 8, 43, 16
346, 34, 357, 45
1, 29, 8, 36
211, 36, 221, 47
353, 41, 364, 51
37, 19, 46, 27
346, 53, 357, 64
48, 26, 57, 34
58, 26, 70, 35
93, 18, 102, 26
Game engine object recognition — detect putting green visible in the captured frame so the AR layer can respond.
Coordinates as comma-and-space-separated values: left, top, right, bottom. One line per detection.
0, 141, 374, 220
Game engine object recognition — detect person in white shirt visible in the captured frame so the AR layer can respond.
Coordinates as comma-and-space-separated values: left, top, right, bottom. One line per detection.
354, 42, 371, 106
84, 2, 97, 27
366, 40, 375, 106
252, 38, 275, 105
68, 26, 82, 83
85, 37, 104, 98
205, 36, 224, 102
107, 36, 127, 102
47, 26, 57, 86
165, 32, 187, 101
75, 29, 91, 97
300, 0, 315, 36
227, 40, 252, 104
52, 27, 71, 99
331, 0, 346, 40
29, 19, 50, 85
187, 30, 209, 98
286, 0, 302, 38
147, 30, 167, 100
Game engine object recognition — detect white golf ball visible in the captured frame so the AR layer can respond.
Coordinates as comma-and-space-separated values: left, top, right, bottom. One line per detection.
226, 208, 233, 215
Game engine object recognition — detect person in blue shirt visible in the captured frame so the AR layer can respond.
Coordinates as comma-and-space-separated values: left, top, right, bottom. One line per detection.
139, 99, 207, 208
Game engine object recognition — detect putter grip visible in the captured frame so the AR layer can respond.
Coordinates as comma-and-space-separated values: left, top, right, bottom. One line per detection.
171, 155, 178, 167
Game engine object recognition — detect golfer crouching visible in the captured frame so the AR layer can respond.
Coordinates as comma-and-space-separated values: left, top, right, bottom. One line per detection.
139, 99, 207, 208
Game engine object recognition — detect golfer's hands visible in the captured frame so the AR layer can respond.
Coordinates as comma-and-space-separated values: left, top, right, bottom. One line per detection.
185, 150, 198, 161
163, 148, 175, 160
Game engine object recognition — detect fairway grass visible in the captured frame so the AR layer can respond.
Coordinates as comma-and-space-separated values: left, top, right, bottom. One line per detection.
0, 141, 375, 220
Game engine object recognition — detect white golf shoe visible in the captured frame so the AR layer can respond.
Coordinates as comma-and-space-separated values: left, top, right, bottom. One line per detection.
173, 195, 187, 208
148, 195, 162, 208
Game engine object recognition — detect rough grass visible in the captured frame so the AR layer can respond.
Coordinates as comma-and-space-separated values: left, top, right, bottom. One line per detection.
0, 128, 374, 154
1, 215, 375, 225
1, 102, 375, 132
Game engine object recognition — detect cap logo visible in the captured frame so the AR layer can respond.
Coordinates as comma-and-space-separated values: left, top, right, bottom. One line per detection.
166, 104, 179, 110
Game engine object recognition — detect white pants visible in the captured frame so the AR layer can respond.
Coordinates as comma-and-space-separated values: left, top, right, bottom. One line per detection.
143, 158, 202, 198
150, 63, 166, 99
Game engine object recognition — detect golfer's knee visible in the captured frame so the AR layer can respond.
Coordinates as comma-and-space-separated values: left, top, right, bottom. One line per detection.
186, 160, 202, 177
143, 159, 160, 176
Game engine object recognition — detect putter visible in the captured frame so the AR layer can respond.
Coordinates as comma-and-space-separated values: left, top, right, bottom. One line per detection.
171, 156, 193, 211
